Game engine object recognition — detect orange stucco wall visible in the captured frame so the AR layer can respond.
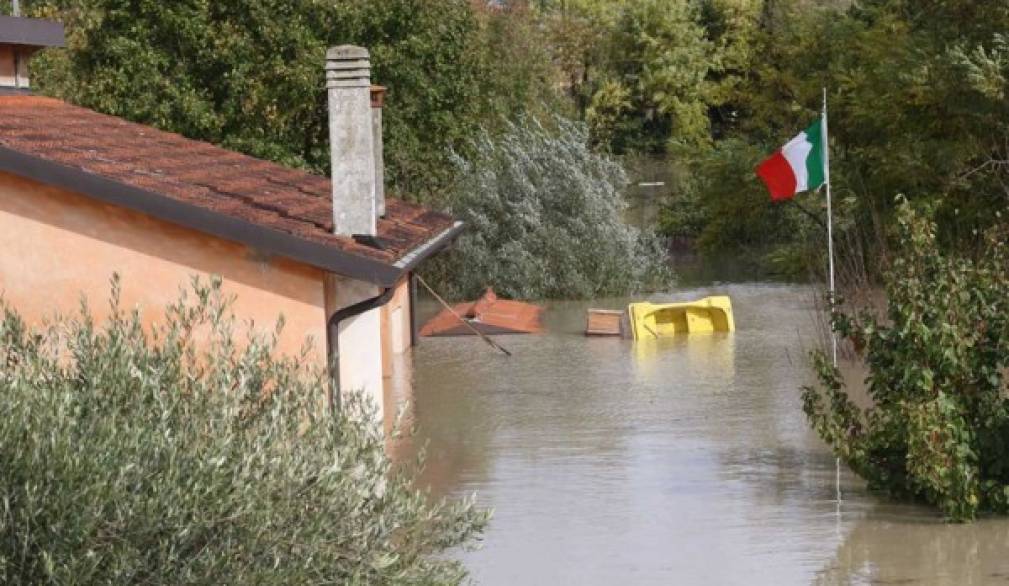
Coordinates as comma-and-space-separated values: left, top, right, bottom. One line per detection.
0, 172, 329, 366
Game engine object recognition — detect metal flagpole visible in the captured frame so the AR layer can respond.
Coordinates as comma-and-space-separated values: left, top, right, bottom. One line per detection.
823, 87, 841, 507
823, 89, 837, 368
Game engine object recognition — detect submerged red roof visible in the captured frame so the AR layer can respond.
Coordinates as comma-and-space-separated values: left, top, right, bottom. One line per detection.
0, 95, 456, 273
420, 288, 543, 337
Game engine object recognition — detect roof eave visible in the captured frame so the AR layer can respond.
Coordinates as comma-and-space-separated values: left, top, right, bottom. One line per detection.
0, 145, 413, 286
394, 220, 465, 275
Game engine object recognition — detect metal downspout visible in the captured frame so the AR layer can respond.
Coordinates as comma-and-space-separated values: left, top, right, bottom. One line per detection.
326, 286, 395, 417
408, 273, 419, 348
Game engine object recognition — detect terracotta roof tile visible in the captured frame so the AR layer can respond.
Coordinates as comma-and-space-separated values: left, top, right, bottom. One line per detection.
0, 95, 456, 267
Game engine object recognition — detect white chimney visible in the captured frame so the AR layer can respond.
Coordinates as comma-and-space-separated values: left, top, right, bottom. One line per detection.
326, 45, 376, 237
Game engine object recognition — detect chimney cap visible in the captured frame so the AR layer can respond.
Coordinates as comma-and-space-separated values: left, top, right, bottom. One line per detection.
0, 15, 65, 48
370, 85, 386, 108
326, 45, 369, 61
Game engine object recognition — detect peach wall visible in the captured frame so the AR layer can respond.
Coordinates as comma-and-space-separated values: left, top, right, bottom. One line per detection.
381, 276, 412, 378
0, 172, 329, 366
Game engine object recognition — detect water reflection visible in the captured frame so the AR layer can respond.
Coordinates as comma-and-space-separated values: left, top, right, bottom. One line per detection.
632, 334, 735, 385
390, 283, 997, 585
816, 506, 1009, 585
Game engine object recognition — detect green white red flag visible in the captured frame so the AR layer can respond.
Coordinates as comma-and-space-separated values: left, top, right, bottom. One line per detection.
756, 118, 826, 201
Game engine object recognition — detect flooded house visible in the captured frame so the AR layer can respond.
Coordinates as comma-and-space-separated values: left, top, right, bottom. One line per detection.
0, 15, 462, 420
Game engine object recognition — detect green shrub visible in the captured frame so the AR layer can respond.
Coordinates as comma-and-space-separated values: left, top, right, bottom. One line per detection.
802, 200, 1009, 521
428, 117, 671, 300
0, 277, 488, 583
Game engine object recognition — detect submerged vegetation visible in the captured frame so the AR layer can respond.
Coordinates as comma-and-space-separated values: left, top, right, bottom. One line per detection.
429, 118, 670, 300
803, 201, 1009, 521
0, 279, 488, 582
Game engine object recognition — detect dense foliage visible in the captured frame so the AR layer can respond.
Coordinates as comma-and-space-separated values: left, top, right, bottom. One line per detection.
537, 0, 1009, 273
802, 201, 1009, 521
532, 0, 847, 272
542, 0, 715, 153
661, 0, 1009, 269
428, 118, 671, 300
0, 278, 488, 582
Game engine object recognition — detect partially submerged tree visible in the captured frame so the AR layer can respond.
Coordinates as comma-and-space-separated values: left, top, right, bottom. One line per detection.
428, 117, 671, 300
0, 277, 488, 583
803, 200, 1009, 521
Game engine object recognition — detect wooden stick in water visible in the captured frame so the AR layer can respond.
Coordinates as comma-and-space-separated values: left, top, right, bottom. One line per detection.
415, 275, 513, 357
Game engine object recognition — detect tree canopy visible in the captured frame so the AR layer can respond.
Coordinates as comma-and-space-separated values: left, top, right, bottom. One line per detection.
647, 0, 1009, 271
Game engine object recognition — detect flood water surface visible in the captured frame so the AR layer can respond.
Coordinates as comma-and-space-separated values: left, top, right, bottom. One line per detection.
391, 283, 1009, 585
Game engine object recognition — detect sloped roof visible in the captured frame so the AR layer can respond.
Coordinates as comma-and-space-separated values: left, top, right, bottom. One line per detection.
0, 95, 460, 286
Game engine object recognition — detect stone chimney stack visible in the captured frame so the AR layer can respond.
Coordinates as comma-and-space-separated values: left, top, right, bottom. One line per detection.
0, 15, 65, 91
326, 45, 376, 237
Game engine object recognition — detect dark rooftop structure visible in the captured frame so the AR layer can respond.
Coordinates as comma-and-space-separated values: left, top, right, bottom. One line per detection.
0, 14, 64, 48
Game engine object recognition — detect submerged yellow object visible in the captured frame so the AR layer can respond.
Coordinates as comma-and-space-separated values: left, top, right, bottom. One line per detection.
628, 296, 735, 339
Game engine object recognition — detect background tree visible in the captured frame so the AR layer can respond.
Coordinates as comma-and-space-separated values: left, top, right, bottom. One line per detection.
660, 0, 1009, 273
540, 0, 715, 153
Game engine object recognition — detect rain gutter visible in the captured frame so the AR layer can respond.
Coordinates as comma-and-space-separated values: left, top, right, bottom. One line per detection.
325, 220, 464, 415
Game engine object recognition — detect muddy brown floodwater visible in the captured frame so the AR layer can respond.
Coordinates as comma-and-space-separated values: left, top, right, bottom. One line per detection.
388, 283, 1009, 585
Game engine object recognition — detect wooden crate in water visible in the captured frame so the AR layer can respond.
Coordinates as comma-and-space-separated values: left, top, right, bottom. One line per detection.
585, 309, 625, 336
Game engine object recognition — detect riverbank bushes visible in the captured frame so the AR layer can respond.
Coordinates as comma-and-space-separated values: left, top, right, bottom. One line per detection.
427, 118, 671, 300
802, 200, 1009, 521
0, 279, 488, 582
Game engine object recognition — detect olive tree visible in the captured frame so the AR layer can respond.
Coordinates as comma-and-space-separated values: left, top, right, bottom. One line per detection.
0, 277, 488, 583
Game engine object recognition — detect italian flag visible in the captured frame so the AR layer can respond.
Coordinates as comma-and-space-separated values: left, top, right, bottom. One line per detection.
756, 118, 826, 201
